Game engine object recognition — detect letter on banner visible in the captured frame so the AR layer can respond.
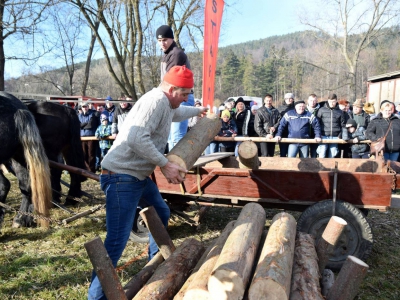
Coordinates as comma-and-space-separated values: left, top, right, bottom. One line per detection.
202, 0, 224, 109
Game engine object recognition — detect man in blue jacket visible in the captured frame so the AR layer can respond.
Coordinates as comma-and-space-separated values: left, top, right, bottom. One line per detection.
275, 100, 321, 158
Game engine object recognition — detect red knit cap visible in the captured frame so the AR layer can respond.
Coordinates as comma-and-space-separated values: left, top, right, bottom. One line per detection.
163, 66, 194, 88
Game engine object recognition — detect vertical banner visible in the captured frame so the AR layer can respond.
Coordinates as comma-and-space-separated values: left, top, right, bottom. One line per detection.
202, 0, 224, 109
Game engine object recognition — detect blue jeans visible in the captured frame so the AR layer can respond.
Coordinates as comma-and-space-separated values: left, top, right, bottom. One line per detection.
279, 142, 289, 157
288, 144, 309, 158
384, 152, 400, 162
88, 173, 170, 300
205, 142, 219, 154
309, 143, 318, 158
168, 94, 195, 151
317, 136, 339, 158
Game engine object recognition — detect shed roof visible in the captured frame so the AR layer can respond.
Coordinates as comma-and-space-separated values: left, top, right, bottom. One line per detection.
368, 70, 400, 82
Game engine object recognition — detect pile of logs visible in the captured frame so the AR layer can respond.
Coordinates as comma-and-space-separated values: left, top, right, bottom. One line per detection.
84, 202, 369, 300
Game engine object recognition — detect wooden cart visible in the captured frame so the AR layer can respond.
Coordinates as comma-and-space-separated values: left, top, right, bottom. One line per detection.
150, 153, 398, 270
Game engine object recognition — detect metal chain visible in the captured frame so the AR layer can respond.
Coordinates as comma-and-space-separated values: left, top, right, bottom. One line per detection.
0, 201, 62, 225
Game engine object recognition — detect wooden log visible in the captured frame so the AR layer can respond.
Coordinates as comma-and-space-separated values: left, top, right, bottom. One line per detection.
248, 212, 297, 300
316, 216, 348, 274
174, 240, 217, 300
321, 269, 335, 297
139, 206, 176, 259
62, 204, 104, 225
213, 136, 369, 144
326, 256, 369, 300
132, 238, 205, 300
183, 221, 236, 300
208, 203, 266, 300
124, 252, 164, 300
238, 140, 259, 170
289, 232, 324, 300
167, 113, 221, 177
84, 237, 127, 300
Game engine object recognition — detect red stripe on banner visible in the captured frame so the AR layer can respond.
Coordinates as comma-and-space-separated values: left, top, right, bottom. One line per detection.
202, 0, 224, 109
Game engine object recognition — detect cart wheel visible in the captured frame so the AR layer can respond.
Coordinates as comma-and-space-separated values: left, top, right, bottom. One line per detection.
297, 200, 373, 271
129, 207, 149, 243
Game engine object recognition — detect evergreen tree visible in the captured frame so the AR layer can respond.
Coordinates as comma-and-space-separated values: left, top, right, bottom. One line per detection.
221, 50, 242, 98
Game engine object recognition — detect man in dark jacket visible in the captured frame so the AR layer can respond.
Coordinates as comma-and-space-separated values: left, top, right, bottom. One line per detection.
156, 25, 194, 151
254, 94, 281, 157
277, 92, 295, 157
79, 103, 99, 172
112, 97, 133, 138
316, 93, 346, 158
276, 100, 321, 157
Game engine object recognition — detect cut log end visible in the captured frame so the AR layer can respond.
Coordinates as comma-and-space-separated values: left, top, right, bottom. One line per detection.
208, 270, 244, 300
331, 216, 348, 226
183, 289, 210, 300
347, 255, 369, 268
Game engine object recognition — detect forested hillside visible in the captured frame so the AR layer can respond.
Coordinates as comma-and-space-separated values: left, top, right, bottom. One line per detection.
6, 26, 400, 106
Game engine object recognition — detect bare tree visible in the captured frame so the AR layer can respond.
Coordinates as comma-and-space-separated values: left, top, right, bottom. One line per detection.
0, 0, 54, 90
301, 0, 400, 101
70, 0, 204, 101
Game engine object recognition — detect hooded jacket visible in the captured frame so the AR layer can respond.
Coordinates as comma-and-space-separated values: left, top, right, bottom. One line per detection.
112, 103, 133, 135
366, 113, 400, 153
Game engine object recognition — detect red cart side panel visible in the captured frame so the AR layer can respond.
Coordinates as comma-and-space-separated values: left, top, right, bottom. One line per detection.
153, 167, 392, 207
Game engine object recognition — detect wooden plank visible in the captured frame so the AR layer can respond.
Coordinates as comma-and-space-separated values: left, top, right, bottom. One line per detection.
192, 152, 234, 168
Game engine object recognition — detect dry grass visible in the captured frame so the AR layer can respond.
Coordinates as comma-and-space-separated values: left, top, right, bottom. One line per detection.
1, 173, 400, 299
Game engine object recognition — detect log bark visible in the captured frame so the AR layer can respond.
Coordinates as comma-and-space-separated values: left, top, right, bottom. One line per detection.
321, 269, 335, 297
174, 240, 217, 300
316, 216, 347, 274
167, 113, 221, 177
248, 212, 297, 300
238, 141, 259, 170
183, 221, 236, 300
289, 232, 324, 300
132, 238, 205, 300
84, 237, 127, 300
124, 252, 164, 300
208, 203, 266, 300
139, 206, 175, 259
326, 256, 369, 300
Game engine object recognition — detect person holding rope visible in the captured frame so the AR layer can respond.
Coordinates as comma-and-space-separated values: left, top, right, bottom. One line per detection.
88, 66, 208, 300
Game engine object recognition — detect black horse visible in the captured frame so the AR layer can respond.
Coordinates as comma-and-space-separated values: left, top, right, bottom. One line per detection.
0, 92, 52, 228
25, 100, 86, 207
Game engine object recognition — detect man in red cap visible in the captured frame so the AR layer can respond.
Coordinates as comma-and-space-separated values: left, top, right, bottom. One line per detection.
88, 65, 208, 300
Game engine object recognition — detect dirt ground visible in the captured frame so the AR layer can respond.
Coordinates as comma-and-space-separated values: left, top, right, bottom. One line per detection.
1, 172, 400, 299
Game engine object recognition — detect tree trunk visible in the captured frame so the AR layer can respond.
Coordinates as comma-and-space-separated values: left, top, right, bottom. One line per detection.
183, 221, 236, 300
174, 240, 217, 300
316, 216, 347, 274
124, 252, 164, 300
139, 206, 176, 259
326, 256, 369, 300
132, 238, 204, 300
248, 212, 297, 300
167, 113, 221, 177
238, 140, 259, 169
289, 232, 324, 300
84, 237, 127, 300
80, 20, 100, 96
208, 203, 266, 300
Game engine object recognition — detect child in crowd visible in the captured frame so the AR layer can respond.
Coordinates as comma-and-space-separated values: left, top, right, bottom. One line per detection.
95, 114, 113, 160
217, 110, 237, 152
344, 119, 369, 159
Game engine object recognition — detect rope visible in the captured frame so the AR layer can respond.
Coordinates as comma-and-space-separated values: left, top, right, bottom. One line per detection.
115, 246, 148, 272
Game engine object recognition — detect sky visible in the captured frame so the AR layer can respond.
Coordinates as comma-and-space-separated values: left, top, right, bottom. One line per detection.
218, 0, 309, 47
5, 0, 311, 79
